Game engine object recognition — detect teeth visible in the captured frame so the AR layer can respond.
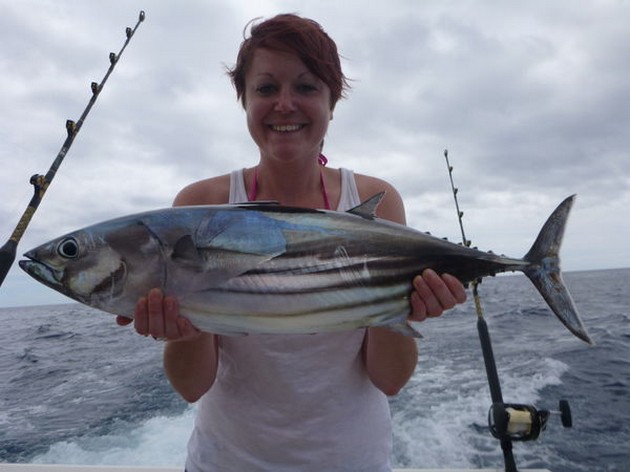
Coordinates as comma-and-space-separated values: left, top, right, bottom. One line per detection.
271, 124, 302, 132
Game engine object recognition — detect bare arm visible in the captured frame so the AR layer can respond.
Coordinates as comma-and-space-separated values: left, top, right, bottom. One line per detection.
135, 289, 219, 403
357, 175, 467, 396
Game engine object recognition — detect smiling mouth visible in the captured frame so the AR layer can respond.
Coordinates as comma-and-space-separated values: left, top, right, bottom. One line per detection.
269, 124, 305, 132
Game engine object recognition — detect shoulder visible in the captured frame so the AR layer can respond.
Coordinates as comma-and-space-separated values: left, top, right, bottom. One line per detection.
173, 173, 231, 207
353, 172, 406, 225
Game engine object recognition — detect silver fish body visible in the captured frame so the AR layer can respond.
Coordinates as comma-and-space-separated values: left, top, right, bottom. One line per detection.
19, 194, 592, 343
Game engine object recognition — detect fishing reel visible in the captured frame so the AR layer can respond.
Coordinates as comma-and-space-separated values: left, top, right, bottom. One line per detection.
488, 400, 572, 441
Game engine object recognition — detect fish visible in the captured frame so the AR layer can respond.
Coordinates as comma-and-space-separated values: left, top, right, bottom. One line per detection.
19, 193, 592, 343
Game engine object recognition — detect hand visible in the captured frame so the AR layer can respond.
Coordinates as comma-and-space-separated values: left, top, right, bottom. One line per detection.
409, 269, 467, 322
116, 288, 201, 342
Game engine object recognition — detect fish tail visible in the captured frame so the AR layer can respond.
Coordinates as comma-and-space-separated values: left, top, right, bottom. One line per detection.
522, 195, 593, 344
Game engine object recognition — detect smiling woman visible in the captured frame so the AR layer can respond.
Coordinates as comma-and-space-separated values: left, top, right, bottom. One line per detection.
108, 13, 467, 472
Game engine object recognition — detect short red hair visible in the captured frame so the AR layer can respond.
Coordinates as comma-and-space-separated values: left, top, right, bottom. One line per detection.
228, 14, 350, 109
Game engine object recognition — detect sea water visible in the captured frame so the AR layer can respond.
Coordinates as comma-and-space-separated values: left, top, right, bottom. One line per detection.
1, 269, 628, 471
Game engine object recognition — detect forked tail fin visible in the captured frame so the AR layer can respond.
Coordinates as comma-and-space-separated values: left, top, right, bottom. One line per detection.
523, 195, 593, 344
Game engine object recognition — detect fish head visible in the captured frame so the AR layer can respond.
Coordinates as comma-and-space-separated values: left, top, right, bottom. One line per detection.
19, 219, 165, 315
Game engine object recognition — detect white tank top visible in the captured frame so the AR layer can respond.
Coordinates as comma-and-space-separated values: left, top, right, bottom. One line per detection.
186, 168, 393, 472
228, 166, 361, 210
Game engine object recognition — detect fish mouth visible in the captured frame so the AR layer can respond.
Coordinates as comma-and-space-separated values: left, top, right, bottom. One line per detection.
19, 253, 71, 297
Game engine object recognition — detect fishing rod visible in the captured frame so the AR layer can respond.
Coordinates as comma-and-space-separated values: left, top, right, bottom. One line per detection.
443, 149, 518, 471
443, 150, 572, 472
0, 10, 146, 288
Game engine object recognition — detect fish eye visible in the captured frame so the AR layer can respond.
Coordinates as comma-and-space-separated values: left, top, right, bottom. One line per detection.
57, 237, 80, 259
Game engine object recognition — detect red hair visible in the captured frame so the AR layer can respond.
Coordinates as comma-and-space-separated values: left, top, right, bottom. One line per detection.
228, 14, 350, 109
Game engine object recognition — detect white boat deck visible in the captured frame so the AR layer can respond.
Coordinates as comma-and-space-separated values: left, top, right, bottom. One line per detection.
0, 465, 551, 472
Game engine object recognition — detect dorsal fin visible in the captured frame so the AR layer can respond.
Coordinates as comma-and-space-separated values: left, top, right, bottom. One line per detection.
347, 192, 385, 220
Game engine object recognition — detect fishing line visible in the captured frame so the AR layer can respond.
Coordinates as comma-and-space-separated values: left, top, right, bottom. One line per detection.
443, 149, 572, 472
0, 11, 146, 288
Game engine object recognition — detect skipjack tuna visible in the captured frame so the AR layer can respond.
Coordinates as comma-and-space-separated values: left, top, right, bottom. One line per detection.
20, 193, 591, 343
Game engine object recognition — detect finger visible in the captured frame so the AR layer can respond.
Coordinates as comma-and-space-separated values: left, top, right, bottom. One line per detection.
163, 295, 181, 340
442, 273, 467, 304
409, 290, 428, 322
425, 269, 463, 311
147, 288, 166, 338
134, 296, 149, 335
413, 270, 445, 316
176, 316, 201, 341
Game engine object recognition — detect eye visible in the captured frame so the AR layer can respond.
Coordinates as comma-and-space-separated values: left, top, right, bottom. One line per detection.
57, 237, 80, 259
255, 84, 277, 96
297, 83, 318, 94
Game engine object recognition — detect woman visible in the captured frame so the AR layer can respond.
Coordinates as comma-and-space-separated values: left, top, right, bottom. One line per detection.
118, 14, 466, 472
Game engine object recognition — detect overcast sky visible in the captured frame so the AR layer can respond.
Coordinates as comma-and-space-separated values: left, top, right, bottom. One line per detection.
1, 0, 629, 307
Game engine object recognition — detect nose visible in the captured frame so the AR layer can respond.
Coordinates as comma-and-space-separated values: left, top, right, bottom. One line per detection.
274, 88, 297, 113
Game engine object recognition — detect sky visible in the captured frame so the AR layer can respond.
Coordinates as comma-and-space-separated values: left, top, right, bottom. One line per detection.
1, 0, 629, 307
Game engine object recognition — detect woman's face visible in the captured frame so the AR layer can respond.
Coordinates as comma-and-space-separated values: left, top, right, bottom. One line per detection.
244, 48, 333, 164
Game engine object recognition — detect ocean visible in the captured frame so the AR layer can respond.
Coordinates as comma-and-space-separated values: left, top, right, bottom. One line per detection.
0, 268, 628, 471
